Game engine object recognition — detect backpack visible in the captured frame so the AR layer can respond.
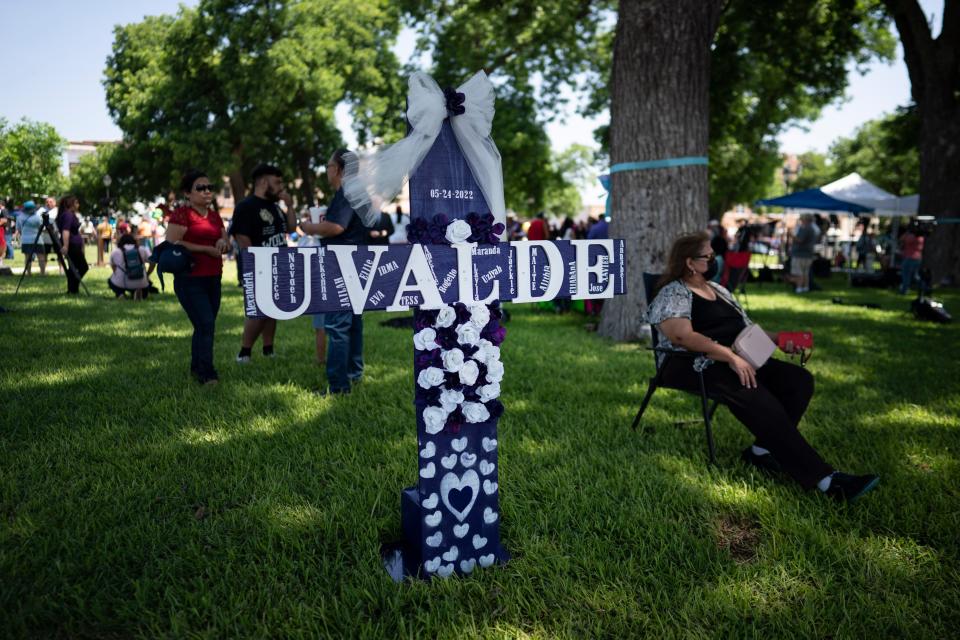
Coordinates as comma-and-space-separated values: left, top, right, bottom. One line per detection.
123, 246, 145, 280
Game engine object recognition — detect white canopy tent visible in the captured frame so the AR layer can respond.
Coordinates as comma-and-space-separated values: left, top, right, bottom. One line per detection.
821, 173, 918, 217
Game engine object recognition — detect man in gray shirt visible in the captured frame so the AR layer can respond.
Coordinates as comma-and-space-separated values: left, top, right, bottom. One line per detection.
789, 214, 819, 293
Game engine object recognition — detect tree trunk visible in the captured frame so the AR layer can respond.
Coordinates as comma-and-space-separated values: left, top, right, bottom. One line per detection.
599, 0, 724, 341
884, 0, 960, 285
228, 169, 246, 204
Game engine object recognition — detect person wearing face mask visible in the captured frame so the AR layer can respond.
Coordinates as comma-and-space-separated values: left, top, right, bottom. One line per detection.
231, 163, 299, 363
645, 231, 879, 503
166, 170, 229, 385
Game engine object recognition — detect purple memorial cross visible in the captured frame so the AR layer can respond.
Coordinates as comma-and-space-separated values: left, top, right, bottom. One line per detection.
239, 71, 626, 581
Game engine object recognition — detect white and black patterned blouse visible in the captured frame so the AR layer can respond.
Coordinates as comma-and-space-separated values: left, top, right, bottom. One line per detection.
644, 279, 752, 370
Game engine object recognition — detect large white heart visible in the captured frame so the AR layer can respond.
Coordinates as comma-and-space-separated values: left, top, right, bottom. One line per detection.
440, 470, 479, 522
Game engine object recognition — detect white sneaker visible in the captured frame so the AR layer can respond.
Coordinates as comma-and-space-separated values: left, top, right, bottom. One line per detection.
236, 354, 251, 364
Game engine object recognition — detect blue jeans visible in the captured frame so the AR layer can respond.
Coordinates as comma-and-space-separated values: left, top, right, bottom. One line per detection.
900, 258, 921, 294
174, 275, 222, 382
324, 312, 363, 392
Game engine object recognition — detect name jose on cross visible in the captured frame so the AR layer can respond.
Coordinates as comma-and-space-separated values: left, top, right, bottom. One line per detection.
241, 239, 627, 320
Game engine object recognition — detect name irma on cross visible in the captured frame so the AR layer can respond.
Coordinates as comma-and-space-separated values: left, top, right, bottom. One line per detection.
241, 239, 626, 320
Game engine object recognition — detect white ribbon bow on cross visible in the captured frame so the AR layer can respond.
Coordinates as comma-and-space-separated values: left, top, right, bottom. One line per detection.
341, 71, 506, 229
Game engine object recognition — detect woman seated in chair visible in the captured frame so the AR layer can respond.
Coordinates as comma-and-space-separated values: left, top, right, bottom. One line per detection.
646, 231, 878, 502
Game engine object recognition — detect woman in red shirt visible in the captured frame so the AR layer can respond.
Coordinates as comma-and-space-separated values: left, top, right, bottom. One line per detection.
166, 170, 229, 384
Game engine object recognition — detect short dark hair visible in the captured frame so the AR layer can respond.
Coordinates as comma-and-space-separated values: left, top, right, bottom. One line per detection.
118, 233, 137, 247
330, 149, 357, 177
251, 164, 283, 182
180, 169, 208, 194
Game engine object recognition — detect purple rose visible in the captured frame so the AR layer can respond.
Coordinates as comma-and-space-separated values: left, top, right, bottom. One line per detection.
415, 386, 442, 407
443, 370, 464, 391
415, 348, 442, 371
482, 319, 507, 346
454, 303, 472, 325
446, 407, 465, 432
436, 326, 459, 350
414, 308, 438, 330
486, 399, 504, 420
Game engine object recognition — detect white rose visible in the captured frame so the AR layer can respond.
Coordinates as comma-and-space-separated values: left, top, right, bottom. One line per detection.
468, 304, 490, 329
445, 219, 472, 244
414, 327, 439, 351
462, 402, 490, 424
434, 306, 457, 329
441, 348, 465, 373
439, 388, 465, 412
486, 359, 504, 383
458, 360, 479, 386
455, 322, 481, 347
474, 339, 500, 365
417, 366, 445, 389
478, 382, 501, 402
423, 406, 449, 434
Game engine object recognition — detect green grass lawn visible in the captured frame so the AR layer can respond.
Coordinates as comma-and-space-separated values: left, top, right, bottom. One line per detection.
2, 251, 959, 638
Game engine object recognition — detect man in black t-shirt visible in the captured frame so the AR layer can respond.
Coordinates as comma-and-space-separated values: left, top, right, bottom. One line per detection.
300, 149, 371, 394
232, 163, 299, 363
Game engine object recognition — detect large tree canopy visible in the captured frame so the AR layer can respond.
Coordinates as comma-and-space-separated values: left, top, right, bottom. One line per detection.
0, 118, 65, 203
103, 0, 403, 204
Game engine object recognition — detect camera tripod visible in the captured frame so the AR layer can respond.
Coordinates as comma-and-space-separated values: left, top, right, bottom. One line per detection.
14, 212, 89, 295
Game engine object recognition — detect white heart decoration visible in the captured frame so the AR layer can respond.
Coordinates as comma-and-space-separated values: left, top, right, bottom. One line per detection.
479, 460, 496, 476
422, 492, 439, 509
483, 507, 498, 524
460, 452, 477, 468
424, 510, 442, 527
426, 532, 443, 547
472, 534, 487, 550
420, 462, 436, 479
460, 558, 476, 573
479, 554, 495, 568
425, 556, 441, 572
482, 437, 498, 452
420, 441, 436, 459
437, 563, 455, 578
453, 523, 469, 538
483, 480, 498, 495
451, 437, 468, 452
442, 545, 459, 562
441, 454, 457, 469
440, 470, 480, 522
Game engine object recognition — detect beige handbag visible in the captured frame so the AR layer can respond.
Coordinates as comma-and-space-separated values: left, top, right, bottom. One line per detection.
732, 324, 776, 369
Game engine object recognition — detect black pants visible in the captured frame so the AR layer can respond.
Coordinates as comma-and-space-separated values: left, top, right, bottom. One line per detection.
107, 279, 149, 299
65, 244, 88, 293
174, 275, 222, 382
660, 357, 832, 489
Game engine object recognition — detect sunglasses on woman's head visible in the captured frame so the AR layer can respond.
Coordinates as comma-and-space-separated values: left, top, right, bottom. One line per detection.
693, 253, 716, 262
193, 185, 214, 193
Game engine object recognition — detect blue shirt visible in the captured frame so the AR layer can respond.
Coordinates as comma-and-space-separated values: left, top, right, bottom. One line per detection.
321, 188, 370, 246
587, 219, 609, 240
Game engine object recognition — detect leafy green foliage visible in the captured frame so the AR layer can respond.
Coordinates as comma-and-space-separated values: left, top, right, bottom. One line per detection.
2, 252, 960, 636
789, 151, 835, 193
543, 144, 596, 216
103, 0, 403, 203
829, 105, 919, 195
0, 118, 66, 202
67, 143, 142, 214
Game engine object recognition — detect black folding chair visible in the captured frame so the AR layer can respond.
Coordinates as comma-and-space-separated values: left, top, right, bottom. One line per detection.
631, 273, 722, 464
